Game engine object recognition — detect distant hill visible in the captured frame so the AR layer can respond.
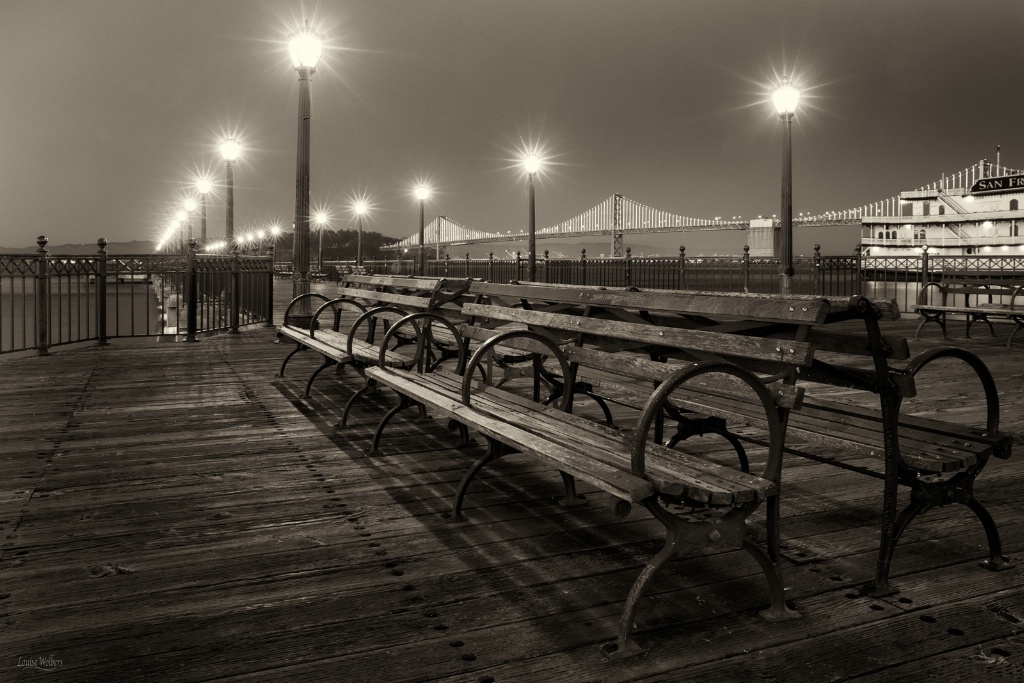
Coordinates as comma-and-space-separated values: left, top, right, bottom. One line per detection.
0, 240, 158, 255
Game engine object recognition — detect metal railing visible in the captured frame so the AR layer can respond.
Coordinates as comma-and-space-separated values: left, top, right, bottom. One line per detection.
1, 237, 273, 355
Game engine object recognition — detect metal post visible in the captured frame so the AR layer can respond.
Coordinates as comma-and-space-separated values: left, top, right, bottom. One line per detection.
813, 244, 822, 295
293, 65, 314, 314
488, 252, 494, 282
186, 239, 199, 342
230, 250, 241, 334
356, 214, 363, 267
543, 250, 549, 284
527, 172, 537, 281
418, 199, 426, 276
921, 245, 931, 298
580, 248, 587, 286
515, 250, 522, 282
200, 194, 207, 247
678, 246, 686, 291
97, 238, 109, 346
35, 236, 50, 356
780, 111, 795, 294
444, 253, 451, 277
854, 246, 864, 297
624, 246, 632, 288
742, 245, 750, 293
225, 160, 235, 248
266, 244, 275, 327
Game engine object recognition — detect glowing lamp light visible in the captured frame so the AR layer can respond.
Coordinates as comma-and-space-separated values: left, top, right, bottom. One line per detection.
197, 179, 213, 194
415, 185, 431, 201
773, 82, 800, 114
313, 210, 329, 227
289, 24, 324, 69
220, 138, 241, 161
523, 153, 543, 175
175, 210, 186, 222
353, 200, 368, 216
270, 224, 282, 237
184, 198, 197, 212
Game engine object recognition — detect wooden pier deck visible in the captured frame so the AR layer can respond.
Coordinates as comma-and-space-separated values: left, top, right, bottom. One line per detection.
1, 304, 1023, 681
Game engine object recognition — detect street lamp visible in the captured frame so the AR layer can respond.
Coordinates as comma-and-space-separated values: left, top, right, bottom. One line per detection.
352, 200, 368, 267
415, 184, 431, 275
220, 137, 240, 250
773, 79, 800, 294
269, 224, 282, 267
522, 153, 543, 281
196, 178, 212, 248
288, 21, 325, 314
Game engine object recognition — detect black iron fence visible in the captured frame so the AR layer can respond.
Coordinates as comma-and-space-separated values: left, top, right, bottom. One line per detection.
1, 237, 273, 355
331, 246, 1024, 315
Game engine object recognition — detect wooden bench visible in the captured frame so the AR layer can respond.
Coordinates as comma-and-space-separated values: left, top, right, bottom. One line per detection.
363, 294, 830, 656
364, 285, 1016, 620
913, 278, 1024, 347
276, 275, 471, 401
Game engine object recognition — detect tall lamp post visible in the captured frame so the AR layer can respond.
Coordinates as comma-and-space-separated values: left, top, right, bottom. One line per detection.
773, 80, 800, 294
183, 198, 197, 249
313, 210, 328, 273
353, 200, 368, 267
415, 184, 430, 275
175, 210, 188, 254
196, 178, 212, 248
522, 153, 543, 281
220, 138, 240, 250
289, 22, 325, 314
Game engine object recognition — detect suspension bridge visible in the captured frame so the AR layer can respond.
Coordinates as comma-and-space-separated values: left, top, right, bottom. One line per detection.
381, 160, 1022, 256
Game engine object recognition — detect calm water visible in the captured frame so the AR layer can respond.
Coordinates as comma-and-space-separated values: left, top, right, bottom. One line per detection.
1, 277, 163, 353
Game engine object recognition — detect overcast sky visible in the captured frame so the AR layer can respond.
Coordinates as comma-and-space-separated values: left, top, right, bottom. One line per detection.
2, 0, 1022, 253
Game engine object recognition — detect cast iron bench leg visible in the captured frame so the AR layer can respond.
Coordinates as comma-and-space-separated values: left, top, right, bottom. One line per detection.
278, 341, 306, 377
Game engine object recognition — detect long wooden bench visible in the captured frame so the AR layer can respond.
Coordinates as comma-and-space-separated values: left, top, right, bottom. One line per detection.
914, 278, 1024, 347
363, 294, 831, 656
362, 285, 1016, 631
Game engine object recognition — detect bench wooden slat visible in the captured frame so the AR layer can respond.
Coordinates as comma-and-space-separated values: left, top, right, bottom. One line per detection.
461, 303, 816, 366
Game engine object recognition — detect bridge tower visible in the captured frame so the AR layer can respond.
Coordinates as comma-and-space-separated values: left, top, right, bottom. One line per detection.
611, 193, 624, 257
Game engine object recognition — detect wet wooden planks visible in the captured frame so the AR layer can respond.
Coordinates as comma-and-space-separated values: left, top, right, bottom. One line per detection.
0, 314, 1022, 682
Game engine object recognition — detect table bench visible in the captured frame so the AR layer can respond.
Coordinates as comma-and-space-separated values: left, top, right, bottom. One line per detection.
913, 278, 1024, 347
363, 294, 829, 656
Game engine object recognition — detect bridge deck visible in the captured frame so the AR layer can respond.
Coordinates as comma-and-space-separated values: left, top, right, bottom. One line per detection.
1, 302, 1023, 681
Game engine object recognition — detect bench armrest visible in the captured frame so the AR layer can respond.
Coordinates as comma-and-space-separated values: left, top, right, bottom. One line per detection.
282, 293, 331, 329
903, 346, 1003, 436
460, 329, 572, 410
376, 311, 468, 372
309, 297, 369, 337
917, 281, 944, 307
633, 361, 786, 483
346, 305, 409, 361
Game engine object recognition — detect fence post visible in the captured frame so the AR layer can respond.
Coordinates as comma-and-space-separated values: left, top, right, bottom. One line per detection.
186, 238, 199, 342
854, 246, 864, 296
624, 247, 632, 288
515, 251, 522, 282
742, 245, 750, 293
97, 238, 109, 346
488, 252, 494, 282
465, 252, 471, 279
813, 244, 822, 296
920, 245, 930, 285
678, 246, 686, 291
265, 246, 275, 327
580, 248, 587, 286
543, 250, 549, 283
444, 252, 450, 278
230, 250, 241, 334
35, 236, 50, 356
